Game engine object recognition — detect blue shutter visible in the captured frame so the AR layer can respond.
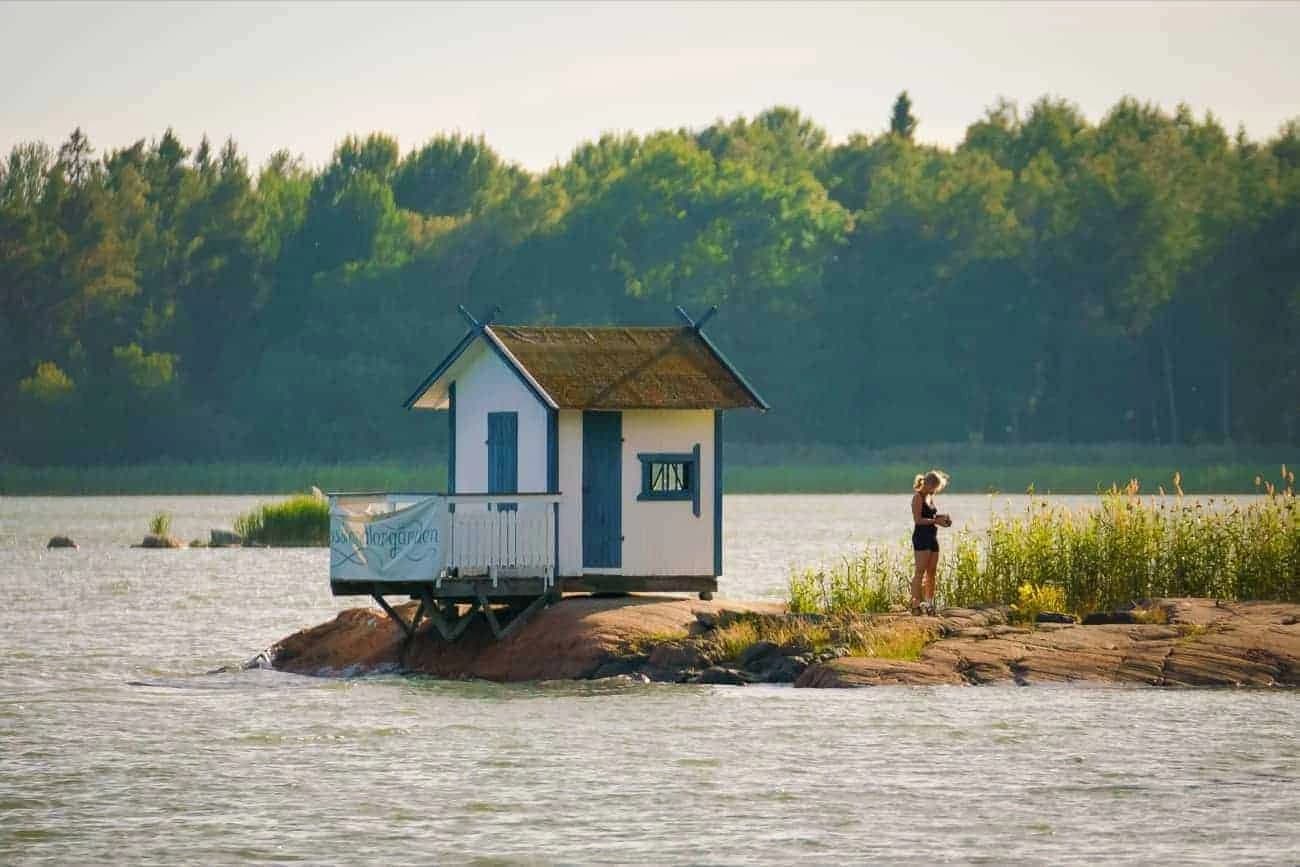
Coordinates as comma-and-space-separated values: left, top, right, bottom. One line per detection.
487, 411, 518, 510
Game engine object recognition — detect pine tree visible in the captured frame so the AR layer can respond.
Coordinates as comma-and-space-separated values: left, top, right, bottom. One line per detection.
890, 91, 918, 140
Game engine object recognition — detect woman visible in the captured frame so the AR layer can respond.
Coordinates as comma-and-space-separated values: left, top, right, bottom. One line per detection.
911, 470, 951, 615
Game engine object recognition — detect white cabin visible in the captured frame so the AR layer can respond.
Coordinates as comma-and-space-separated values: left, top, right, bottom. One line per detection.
399, 312, 765, 595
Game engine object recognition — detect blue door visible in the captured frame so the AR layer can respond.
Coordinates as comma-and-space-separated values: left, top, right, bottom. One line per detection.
487, 412, 518, 510
582, 411, 622, 568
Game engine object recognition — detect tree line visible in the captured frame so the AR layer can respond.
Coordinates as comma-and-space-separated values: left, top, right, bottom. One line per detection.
2, 93, 1297, 465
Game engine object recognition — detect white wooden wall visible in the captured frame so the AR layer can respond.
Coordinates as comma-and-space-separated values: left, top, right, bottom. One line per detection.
620, 410, 715, 576
555, 408, 715, 577
556, 410, 584, 576
447, 341, 549, 494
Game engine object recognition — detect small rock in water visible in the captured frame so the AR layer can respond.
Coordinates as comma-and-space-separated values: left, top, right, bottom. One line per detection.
752, 655, 807, 684
696, 666, 750, 686
209, 529, 243, 547
47, 535, 77, 549
138, 534, 183, 549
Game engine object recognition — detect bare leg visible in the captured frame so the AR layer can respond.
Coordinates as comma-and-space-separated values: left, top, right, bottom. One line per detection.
922, 550, 940, 610
911, 550, 927, 612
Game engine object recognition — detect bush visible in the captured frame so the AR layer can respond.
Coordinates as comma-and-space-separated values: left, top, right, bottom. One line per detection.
233, 494, 329, 547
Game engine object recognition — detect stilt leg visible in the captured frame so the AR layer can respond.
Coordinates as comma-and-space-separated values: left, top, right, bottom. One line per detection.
447, 599, 478, 640
371, 593, 415, 639
478, 592, 503, 639
497, 594, 551, 640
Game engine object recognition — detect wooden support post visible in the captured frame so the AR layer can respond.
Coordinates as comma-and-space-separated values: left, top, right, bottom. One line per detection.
371, 593, 415, 639
447, 599, 478, 640
417, 587, 437, 636
478, 592, 503, 639
420, 587, 455, 640
497, 593, 550, 641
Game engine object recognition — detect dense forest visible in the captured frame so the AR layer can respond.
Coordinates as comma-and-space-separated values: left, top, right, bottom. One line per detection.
2, 93, 1298, 465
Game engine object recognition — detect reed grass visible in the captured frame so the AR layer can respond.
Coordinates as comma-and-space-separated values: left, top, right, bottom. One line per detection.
790, 471, 1299, 616
148, 511, 172, 538
233, 494, 330, 547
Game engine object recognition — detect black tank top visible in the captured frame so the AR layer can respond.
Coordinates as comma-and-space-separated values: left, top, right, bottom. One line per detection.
920, 497, 937, 522
914, 496, 938, 542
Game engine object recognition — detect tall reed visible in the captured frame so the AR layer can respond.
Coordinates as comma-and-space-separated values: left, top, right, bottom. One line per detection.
789, 471, 1299, 615
148, 511, 173, 538
233, 494, 330, 547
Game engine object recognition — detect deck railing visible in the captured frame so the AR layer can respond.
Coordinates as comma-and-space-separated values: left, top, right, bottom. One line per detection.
329, 492, 560, 588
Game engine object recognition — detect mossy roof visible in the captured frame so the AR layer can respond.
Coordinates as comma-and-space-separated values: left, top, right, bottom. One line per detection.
489, 325, 766, 410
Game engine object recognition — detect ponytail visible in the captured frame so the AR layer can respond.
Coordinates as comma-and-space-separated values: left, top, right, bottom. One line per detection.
914, 469, 950, 493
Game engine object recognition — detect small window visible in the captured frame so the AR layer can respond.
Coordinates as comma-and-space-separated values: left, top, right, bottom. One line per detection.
637, 446, 701, 516
648, 460, 692, 493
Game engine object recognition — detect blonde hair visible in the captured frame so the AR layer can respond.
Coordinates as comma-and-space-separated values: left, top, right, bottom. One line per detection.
913, 469, 949, 493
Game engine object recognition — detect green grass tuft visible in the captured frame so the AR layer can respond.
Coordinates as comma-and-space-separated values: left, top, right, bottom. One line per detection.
148, 511, 172, 538
233, 494, 329, 547
843, 620, 936, 661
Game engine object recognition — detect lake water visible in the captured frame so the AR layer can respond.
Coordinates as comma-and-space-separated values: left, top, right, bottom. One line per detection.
1, 495, 1297, 864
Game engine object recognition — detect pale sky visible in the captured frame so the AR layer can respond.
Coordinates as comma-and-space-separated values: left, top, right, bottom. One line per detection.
2, 1, 1298, 172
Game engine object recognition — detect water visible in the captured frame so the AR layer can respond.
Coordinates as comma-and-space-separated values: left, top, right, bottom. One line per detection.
2, 495, 1297, 864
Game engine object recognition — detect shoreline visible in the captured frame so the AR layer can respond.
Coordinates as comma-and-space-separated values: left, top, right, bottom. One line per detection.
262, 596, 1300, 688
3, 446, 1295, 496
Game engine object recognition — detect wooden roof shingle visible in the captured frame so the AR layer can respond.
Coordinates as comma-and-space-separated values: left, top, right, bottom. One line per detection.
489, 325, 766, 410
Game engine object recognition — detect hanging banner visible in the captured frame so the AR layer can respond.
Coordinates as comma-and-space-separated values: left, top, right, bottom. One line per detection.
330, 496, 447, 582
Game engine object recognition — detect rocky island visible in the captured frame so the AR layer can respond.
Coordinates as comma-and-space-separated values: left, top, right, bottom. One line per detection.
262, 596, 1300, 688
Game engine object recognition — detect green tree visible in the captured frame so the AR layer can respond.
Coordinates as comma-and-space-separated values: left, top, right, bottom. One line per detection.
890, 91, 918, 140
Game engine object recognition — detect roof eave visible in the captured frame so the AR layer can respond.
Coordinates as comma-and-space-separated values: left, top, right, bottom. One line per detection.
694, 330, 770, 411
402, 329, 477, 410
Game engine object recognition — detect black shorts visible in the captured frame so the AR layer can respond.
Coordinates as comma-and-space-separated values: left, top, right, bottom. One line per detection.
911, 531, 939, 552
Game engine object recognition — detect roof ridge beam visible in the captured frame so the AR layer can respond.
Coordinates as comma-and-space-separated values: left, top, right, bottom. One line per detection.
674, 304, 719, 332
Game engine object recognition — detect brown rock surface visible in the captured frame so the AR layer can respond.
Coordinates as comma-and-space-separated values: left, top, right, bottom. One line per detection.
795, 599, 1300, 688
269, 595, 784, 680
267, 596, 1298, 687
